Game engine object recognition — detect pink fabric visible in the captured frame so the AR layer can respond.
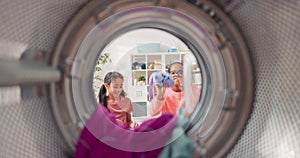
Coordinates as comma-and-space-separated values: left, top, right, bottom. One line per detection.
75, 105, 177, 158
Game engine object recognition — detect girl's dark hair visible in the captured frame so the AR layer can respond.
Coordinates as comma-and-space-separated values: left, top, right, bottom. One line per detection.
98, 71, 127, 109
167, 61, 183, 73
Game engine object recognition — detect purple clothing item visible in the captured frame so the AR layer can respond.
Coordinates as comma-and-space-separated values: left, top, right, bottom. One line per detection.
75, 105, 177, 158
149, 71, 174, 101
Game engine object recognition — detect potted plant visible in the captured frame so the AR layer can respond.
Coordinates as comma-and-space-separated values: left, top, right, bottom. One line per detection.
93, 52, 112, 95
137, 75, 146, 86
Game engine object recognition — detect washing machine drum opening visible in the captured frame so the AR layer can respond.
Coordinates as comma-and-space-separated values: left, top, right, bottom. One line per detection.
50, 1, 253, 157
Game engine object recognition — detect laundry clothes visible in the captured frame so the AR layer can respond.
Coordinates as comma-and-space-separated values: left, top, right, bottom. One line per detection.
75, 104, 177, 158
148, 71, 174, 101
159, 108, 195, 158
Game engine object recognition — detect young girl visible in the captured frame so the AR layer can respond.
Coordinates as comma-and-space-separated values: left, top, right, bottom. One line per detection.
98, 71, 138, 128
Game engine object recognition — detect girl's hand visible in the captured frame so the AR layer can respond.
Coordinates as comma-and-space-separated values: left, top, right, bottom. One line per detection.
130, 121, 138, 128
172, 77, 183, 92
155, 84, 166, 100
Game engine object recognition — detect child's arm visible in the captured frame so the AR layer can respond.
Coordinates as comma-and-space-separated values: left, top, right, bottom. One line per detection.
126, 113, 138, 128
125, 98, 138, 128
149, 97, 165, 116
149, 84, 166, 116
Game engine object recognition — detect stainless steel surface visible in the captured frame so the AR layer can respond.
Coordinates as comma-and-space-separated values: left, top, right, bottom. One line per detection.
0, 60, 61, 86
0, 0, 299, 157
225, 1, 300, 157
0, 0, 88, 157
0, 97, 71, 157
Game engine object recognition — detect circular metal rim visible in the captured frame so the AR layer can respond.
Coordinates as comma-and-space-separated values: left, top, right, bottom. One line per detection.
50, 0, 253, 157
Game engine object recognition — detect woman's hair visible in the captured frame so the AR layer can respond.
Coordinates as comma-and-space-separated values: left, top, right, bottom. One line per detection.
98, 71, 127, 108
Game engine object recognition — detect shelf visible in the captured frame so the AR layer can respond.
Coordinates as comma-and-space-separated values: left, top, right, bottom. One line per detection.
147, 69, 163, 71
132, 69, 147, 72
130, 51, 192, 103
134, 52, 188, 55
